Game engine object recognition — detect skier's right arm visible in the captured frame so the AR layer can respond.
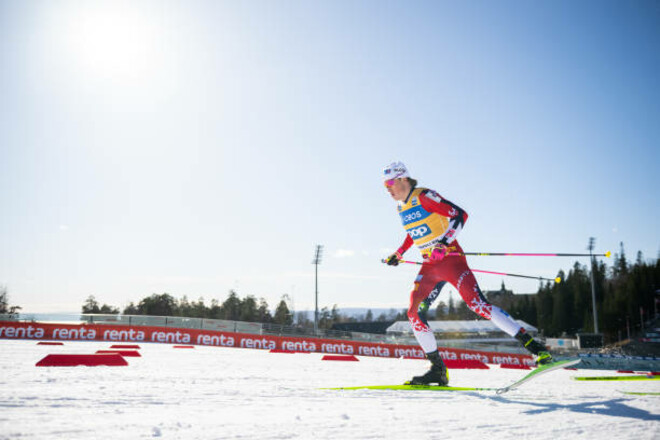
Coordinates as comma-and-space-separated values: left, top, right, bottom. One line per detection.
385, 235, 413, 266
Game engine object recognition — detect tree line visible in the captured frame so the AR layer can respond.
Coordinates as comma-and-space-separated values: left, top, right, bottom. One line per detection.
82, 291, 297, 326
82, 291, 409, 330
473, 245, 659, 342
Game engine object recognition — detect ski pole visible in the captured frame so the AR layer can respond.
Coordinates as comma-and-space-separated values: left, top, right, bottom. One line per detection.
470, 268, 561, 284
381, 259, 561, 283
448, 251, 611, 258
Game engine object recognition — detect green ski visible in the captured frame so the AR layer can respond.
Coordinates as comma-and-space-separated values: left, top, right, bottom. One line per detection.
496, 359, 581, 394
619, 391, 660, 396
323, 359, 580, 394
322, 384, 497, 392
573, 375, 660, 381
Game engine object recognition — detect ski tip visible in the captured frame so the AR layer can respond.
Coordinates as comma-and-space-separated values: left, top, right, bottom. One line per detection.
620, 391, 660, 396
555, 359, 581, 368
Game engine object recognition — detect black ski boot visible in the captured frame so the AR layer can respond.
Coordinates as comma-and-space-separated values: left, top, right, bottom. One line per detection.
515, 329, 553, 365
409, 351, 449, 385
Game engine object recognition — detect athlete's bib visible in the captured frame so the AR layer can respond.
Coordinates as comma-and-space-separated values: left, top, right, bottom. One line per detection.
398, 188, 452, 258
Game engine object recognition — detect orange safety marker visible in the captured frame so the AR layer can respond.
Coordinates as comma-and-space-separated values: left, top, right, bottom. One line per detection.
36, 353, 128, 367
96, 350, 141, 357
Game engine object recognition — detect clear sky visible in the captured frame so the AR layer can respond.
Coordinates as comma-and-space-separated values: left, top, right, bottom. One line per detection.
1, 0, 658, 314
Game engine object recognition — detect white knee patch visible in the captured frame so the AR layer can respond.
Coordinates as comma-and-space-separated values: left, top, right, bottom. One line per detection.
412, 328, 438, 353
489, 306, 523, 337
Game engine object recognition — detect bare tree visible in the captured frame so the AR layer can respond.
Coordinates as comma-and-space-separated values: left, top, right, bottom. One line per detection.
0, 285, 21, 316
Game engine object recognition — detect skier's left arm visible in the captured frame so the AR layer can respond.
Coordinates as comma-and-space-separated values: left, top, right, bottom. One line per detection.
419, 189, 469, 246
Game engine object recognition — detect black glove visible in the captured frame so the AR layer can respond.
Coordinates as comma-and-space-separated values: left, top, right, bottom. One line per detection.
385, 252, 402, 266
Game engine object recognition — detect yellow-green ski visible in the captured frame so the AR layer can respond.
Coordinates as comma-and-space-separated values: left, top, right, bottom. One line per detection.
324, 359, 581, 394
573, 375, 660, 381
496, 359, 581, 394
620, 391, 660, 396
322, 384, 496, 391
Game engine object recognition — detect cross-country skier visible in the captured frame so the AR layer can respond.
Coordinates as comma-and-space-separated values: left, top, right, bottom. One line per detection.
383, 161, 552, 385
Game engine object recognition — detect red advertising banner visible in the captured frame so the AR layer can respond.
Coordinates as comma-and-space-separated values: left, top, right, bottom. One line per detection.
0, 321, 535, 367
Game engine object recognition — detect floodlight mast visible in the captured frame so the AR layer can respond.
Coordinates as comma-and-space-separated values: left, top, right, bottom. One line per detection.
588, 237, 599, 334
312, 245, 323, 335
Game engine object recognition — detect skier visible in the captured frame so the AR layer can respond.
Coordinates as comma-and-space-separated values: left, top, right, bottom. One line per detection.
382, 161, 552, 386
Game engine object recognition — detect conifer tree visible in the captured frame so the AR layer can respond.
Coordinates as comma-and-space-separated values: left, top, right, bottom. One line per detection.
435, 301, 447, 320
273, 295, 293, 325
257, 298, 272, 323
221, 290, 241, 320
447, 294, 456, 319
136, 293, 177, 316
239, 296, 258, 322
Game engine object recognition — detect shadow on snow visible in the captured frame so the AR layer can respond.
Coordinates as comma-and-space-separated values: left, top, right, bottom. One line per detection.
487, 395, 660, 422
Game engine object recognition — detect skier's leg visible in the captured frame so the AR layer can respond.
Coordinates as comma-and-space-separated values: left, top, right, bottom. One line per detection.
446, 258, 554, 365
450, 265, 523, 335
406, 269, 448, 385
514, 329, 553, 365
407, 273, 443, 353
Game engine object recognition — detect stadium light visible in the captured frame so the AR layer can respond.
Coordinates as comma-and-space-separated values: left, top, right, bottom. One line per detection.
312, 245, 323, 335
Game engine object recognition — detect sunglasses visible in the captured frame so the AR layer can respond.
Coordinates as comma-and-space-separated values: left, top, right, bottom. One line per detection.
384, 178, 397, 188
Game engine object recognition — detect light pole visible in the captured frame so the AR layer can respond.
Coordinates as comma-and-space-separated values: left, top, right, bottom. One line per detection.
312, 245, 323, 335
588, 237, 599, 334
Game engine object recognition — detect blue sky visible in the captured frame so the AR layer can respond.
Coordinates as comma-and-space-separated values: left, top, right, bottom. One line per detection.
1, 0, 658, 314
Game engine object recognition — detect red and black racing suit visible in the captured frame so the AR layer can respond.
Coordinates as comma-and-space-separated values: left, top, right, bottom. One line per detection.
394, 187, 523, 353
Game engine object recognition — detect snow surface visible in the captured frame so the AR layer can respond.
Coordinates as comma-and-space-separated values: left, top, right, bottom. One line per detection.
1, 339, 659, 440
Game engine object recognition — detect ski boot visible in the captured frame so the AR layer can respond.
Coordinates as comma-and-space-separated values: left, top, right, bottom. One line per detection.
515, 329, 553, 366
408, 351, 449, 385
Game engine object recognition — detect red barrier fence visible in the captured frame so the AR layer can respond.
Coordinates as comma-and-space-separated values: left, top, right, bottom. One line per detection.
0, 321, 535, 367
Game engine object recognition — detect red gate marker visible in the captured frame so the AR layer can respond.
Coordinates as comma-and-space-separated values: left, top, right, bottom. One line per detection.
322, 355, 359, 361
36, 353, 128, 367
96, 350, 141, 357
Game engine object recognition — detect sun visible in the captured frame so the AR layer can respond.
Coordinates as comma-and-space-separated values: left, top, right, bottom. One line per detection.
60, 2, 160, 83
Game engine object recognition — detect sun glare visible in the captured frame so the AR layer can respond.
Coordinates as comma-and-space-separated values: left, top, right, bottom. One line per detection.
61, 3, 160, 83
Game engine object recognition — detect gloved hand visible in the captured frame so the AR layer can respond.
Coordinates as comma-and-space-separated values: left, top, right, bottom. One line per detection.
428, 244, 450, 262
385, 252, 402, 266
